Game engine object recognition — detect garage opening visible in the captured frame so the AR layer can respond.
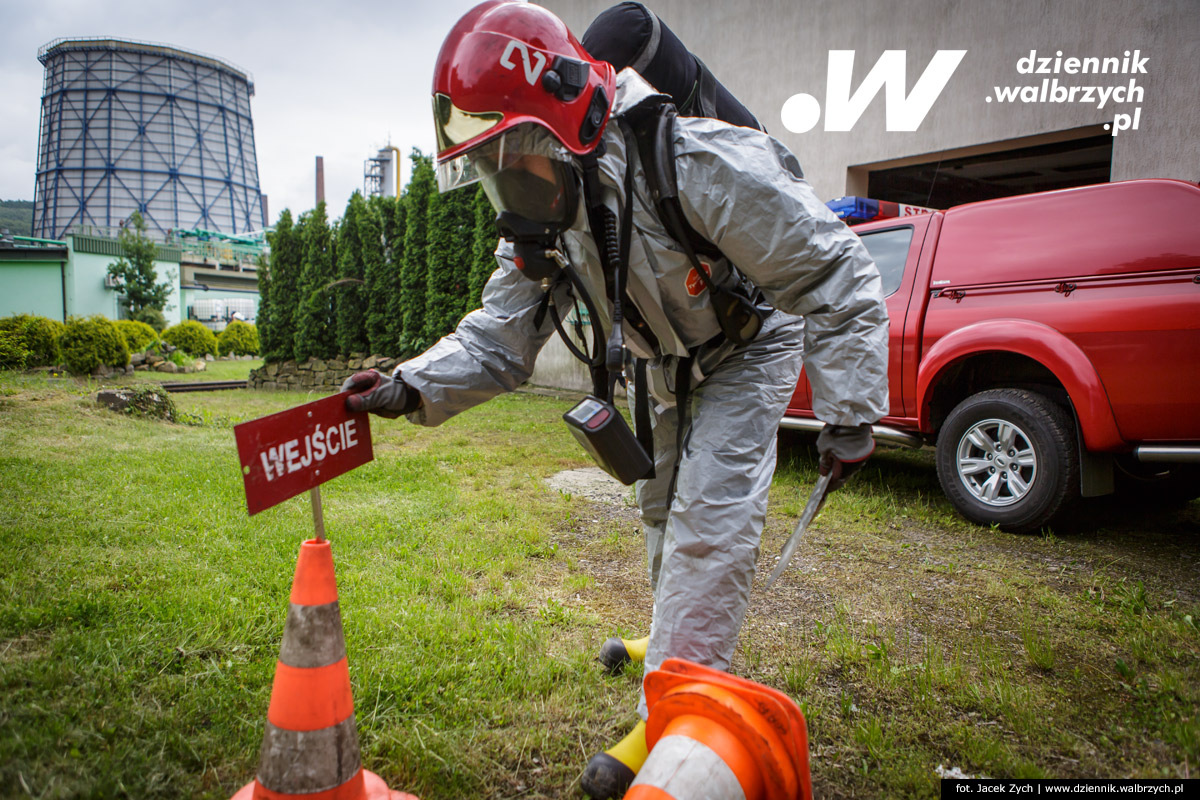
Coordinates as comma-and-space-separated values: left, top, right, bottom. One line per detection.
859, 128, 1113, 209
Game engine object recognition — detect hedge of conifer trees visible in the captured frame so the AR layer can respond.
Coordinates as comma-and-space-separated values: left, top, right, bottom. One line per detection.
257, 151, 498, 364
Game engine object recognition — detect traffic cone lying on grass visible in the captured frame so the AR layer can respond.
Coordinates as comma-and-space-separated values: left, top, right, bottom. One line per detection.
598, 635, 649, 674
231, 538, 418, 800
626, 658, 812, 800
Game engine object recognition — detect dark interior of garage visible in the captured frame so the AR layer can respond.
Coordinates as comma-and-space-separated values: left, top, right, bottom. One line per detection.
868, 134, 1114, 208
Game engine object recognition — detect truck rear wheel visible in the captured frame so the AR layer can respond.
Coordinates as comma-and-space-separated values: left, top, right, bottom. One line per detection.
936, 389, 1079, 533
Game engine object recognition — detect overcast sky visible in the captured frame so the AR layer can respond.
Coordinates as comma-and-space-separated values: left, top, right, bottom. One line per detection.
0, 0, 484, 225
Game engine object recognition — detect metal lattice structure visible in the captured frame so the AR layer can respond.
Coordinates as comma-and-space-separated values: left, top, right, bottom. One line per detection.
33, 37, 264, 240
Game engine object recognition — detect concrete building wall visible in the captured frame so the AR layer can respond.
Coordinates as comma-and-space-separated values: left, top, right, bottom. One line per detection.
546, 0, 1199, 202
0, 259, 64, 320
63, 240, 182, 324
530, 330, 594, 393
63, 248, 121, 321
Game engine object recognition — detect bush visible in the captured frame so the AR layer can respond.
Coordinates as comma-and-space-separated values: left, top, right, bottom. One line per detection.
131, 306, 168, 333
217, 320, 260, 357
0, 314, 64, 367
162, 321, 218, 357
0, 329, 29, 370
60, 315, 130, 374
168, 350, 193, 370
114, 319, 159, 354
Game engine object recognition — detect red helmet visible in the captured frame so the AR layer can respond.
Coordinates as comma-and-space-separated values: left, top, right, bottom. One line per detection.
432, 0, 616, 197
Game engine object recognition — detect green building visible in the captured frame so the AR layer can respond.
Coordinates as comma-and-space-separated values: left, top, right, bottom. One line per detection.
0, 227, 262, 329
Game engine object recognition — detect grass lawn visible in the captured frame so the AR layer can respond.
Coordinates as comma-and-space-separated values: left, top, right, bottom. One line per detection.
0, 372, 1196, 798
130, 358, 264, 384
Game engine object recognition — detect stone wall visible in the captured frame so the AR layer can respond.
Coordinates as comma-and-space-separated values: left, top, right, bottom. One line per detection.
248, 355, 402, 391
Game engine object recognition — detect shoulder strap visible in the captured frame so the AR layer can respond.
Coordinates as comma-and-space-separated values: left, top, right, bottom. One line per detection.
628, 103, 724, 264
626, 102, 769, 347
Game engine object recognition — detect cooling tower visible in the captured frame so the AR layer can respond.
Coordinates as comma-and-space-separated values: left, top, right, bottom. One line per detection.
33, 37, 265, 240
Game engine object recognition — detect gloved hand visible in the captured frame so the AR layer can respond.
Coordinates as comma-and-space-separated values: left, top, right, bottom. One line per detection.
816, 423, 875, 492
339, 370, 416, 419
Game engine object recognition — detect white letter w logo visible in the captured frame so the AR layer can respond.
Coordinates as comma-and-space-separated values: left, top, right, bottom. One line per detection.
781, 50, 967, 133
500, 40, 547, 86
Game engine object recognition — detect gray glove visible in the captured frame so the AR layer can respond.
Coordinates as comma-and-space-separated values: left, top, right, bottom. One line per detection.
816, 423, 875, 492
340, 370, 417, 419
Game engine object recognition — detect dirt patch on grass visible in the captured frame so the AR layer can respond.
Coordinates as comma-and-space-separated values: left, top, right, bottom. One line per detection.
542, 463, 1200, 796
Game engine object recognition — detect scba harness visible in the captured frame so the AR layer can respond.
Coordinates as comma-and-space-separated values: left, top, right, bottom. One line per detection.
539, 98, 773, 486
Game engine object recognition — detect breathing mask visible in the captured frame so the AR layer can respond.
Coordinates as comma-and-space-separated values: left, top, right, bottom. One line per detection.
437, 122, 580, 282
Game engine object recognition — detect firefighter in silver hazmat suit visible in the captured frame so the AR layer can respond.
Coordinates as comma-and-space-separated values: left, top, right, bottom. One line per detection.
341, 3, 888, 797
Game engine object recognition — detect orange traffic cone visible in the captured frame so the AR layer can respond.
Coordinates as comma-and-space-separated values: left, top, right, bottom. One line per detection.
625, 658, 813, 800
232, 539, 418, 800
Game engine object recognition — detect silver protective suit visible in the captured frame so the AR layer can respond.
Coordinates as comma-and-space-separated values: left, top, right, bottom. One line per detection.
398, 70, 889, 718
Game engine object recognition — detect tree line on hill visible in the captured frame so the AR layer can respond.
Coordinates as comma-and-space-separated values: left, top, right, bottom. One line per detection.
0, 200, 34, 237
257, 152, 498, 364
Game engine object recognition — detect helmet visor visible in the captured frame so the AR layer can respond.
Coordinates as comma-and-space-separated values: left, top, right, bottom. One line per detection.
436, 123, 578, 226
433, 93, 503, 154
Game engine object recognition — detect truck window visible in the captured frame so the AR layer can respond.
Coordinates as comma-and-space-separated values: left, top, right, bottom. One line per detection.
858, 227, 913, 297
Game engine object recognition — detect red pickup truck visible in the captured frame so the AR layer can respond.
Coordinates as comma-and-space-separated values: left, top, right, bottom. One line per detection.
783, 179, 1200, 532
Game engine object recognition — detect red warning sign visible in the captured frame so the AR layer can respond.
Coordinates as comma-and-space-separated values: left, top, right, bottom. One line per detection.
234, 393, 373, 515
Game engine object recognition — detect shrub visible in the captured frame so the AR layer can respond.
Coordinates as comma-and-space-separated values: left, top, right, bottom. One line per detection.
114, 319, 159, 353
60, 315, 130, 374
0, 314, 64, 367
217, 320, 260, 357
162, 320, 218, 357
0, 329, 29, 370
168, 350, 193, 370
131, 306, 168, 332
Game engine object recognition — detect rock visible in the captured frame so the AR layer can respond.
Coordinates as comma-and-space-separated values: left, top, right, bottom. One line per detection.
130, 352, 146, 366
312, 359, 326, 371
329, 358, 346, 371
546, 468, 632, 506
97, 389, 132, 412
96, 387, 175, 420
146, 354, 163, 366
194, 360, 207, 372
265, 363, 279, 377
155, 362, 178, 374
124, 365, 134, 375
92, 364, 110, 378
205, 353, 214, 362
362, 355, 380, 369
134, 364, 149, 371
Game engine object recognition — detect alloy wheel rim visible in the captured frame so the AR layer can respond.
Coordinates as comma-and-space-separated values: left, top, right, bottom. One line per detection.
955, 418, 1038, 507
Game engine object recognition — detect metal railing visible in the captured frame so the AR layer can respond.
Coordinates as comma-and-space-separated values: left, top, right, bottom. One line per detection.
38, 36, 253, 86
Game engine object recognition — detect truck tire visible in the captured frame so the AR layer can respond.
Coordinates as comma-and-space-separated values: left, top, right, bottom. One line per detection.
936, 389, 1079, 533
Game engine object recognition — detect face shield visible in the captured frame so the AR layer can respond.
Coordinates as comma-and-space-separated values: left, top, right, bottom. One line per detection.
435, 104, 579, 227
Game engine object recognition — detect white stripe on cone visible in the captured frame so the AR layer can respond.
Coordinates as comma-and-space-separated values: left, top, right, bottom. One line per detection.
629, 734, 747, 799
